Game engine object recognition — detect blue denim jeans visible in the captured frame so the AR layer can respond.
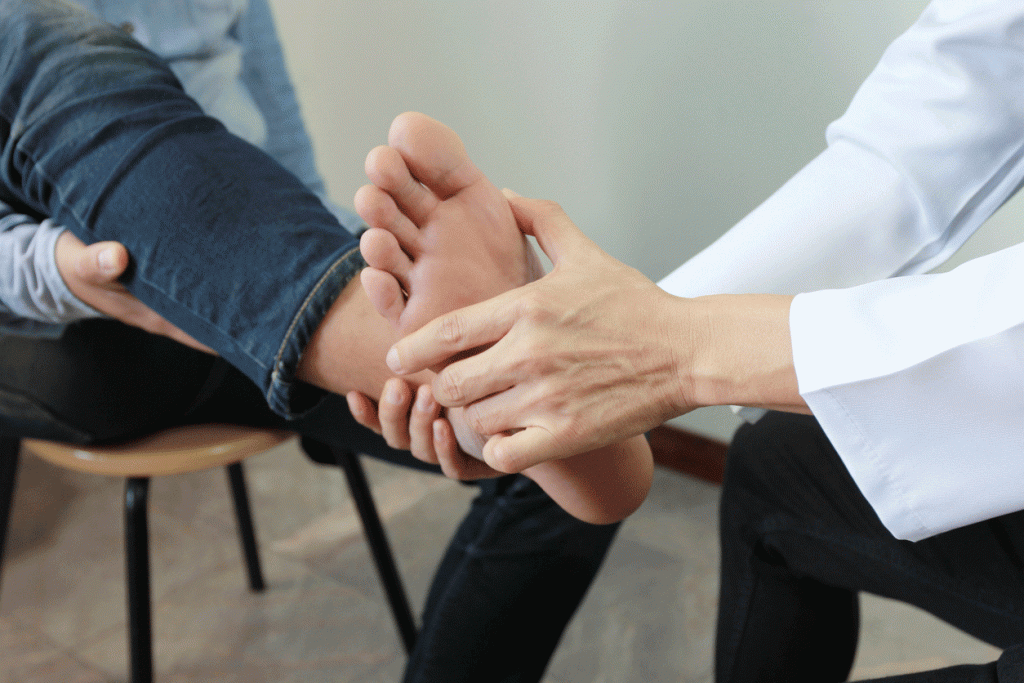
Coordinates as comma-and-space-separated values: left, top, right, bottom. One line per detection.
718, 411, 1024, 682
0, 3, 620, 680
0, 0, 361, 416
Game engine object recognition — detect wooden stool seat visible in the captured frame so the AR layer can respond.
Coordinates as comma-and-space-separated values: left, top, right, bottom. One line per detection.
1, 426, 418, 682
22, 424, 293, 477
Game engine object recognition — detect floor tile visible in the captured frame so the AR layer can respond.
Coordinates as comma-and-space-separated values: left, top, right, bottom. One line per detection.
1, 444, 1005, 682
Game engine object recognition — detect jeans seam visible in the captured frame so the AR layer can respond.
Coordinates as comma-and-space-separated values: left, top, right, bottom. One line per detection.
267, 245, 362, 410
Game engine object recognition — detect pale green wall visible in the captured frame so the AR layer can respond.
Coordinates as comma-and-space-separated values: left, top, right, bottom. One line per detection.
268, 1, 1019, 442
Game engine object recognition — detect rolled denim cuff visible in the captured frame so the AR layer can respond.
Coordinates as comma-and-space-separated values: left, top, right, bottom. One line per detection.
267, 246, 365, 418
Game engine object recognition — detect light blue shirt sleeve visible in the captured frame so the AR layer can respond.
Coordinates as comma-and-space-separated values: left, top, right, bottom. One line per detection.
0, 202, 105, 335
237, 0, 366, 231
1, 0, 365, 333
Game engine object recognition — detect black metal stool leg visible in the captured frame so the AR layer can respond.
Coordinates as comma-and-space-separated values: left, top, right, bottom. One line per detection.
124, 477, 153, 683
338, 450, 418, 653
300, 438, 418, 654
225, 461, 265, 592
0, 438, 20, 603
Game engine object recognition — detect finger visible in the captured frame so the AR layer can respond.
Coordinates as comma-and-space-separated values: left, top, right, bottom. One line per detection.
105, 294, 216, 355
161, 326, 217, 355
408, 383, 442, 462
386, 292, 521, 375
77, 241, 130, 284
434, 421, 505, 480
346, 391, 382, 435
428, 343, 522, 408
482, 426, 576, 473
378, 378, 413, 450
458, 380, 534, 436
503, 193, 596, 265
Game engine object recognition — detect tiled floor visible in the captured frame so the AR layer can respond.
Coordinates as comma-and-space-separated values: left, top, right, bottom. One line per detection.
1, 439, 1000, 682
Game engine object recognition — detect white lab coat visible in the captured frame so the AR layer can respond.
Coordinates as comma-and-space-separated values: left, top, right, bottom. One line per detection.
658, 0, 1024, 541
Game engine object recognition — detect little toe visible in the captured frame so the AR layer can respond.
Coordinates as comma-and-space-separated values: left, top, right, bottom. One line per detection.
359, 228, 413, 289
360, 267, 406, 327
364, 144, 438, 225
388, 112, 483, 199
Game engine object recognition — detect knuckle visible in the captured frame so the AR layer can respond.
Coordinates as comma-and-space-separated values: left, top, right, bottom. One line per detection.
463, 404, 488, 436
435, 369, 464, 404
520, 338, 548, 365
488, 445, 520, 474
438, 314, 466, 346
516, 291, 549, 323
536, 199, 564, 215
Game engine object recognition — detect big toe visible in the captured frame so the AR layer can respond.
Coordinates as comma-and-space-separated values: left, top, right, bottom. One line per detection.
388, 112, 481, 199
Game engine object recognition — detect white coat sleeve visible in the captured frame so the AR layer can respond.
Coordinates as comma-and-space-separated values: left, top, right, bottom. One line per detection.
658, 0, 1024, 540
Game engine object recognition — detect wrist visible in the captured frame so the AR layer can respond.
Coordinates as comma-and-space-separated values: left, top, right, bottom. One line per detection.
686, 293, 807, 413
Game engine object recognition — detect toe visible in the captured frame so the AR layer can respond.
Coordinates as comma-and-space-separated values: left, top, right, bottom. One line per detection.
364, 144, 438, 225
354, 184, 420, 254
360, 267, 406, 327
359, 228, 413, 288
388, 112, 482, 199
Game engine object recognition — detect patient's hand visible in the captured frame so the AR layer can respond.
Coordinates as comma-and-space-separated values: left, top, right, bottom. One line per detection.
55, 231, 214, 354
346, 379, 508, 481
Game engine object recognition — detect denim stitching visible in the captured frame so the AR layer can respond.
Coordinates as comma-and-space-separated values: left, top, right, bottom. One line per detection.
266, 245, 361, 405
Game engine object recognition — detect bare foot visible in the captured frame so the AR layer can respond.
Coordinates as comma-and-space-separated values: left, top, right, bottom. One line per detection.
354, 112, 540, 333
352, 114, 654, 523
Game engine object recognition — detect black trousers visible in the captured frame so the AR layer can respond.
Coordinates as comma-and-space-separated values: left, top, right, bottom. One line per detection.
0, 320, 619, 683
716, 410, 1024, 682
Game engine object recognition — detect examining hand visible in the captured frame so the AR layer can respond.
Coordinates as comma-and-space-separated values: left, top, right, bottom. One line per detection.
386, 194, 694, 473
55, 231, 215, 354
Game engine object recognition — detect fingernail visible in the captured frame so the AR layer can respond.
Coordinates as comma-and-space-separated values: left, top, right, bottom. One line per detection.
386, 348, 403, 373
384, 381, 402, 405
98, 246, 118, 273
501, 188, 521, 199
